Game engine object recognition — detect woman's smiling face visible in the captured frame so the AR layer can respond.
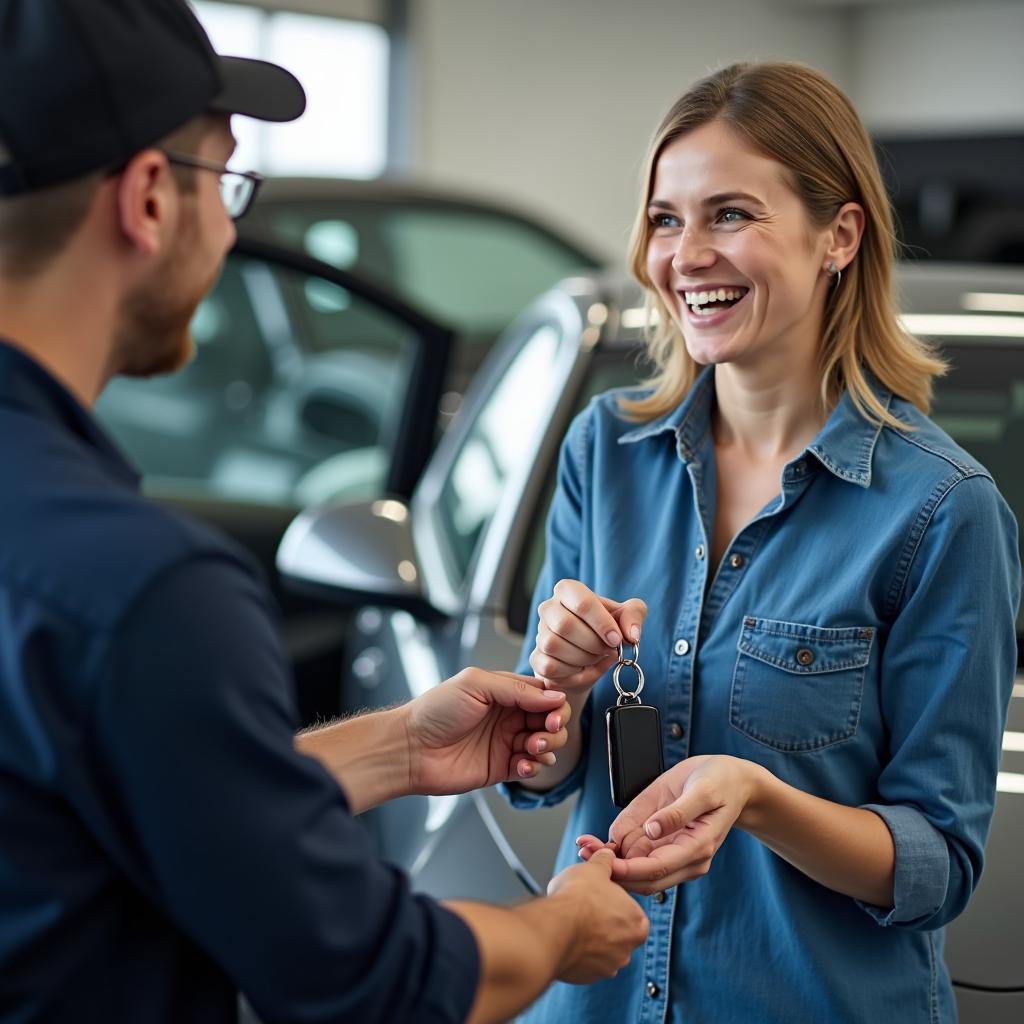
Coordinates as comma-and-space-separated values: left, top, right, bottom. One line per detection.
645, 118, 835, 372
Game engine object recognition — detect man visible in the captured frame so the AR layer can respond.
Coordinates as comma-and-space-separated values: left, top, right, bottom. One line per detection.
0, 2, 648, 1022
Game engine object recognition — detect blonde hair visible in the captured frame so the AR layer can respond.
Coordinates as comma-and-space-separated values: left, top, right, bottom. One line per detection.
622, 62, 945, 427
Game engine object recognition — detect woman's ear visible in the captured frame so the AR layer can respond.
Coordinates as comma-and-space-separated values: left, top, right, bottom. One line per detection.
115, 150, 176, 257
824, 201, 865, 274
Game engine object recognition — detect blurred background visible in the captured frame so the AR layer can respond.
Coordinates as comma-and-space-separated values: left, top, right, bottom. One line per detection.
191, 0, 1024, 266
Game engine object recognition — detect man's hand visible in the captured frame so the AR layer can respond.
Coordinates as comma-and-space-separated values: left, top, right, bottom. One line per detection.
451, 848, 649, 1023
544, 848, 650, 983
404, 668, 572, 796
530, 580, 648, 692
576, 755, 761, 894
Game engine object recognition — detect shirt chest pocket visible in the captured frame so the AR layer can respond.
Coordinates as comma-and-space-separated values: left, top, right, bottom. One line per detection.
729, 617, 875, 752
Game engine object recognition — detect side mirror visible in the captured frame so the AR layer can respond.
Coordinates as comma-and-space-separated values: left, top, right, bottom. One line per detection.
276, 498, 446, 621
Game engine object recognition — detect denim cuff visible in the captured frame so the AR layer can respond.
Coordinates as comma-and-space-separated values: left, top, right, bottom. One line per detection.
856, 803, 949, 926
499, 751, 588, 808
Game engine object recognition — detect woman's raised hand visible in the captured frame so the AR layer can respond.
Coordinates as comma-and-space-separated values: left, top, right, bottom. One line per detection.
576, 755, 765, 894
530, 579, 648, 692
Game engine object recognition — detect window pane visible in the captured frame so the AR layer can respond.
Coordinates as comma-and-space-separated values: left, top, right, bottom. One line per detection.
382, 211, 590, 334
509, 350, 647, 635
258, 201, 592, 336
190, 2, 264, 171
437, 324, 562, 583
930, 340, 1024, 636
264, 13, 388, 178
190, 3, 389, 179
95, 254, 418, 507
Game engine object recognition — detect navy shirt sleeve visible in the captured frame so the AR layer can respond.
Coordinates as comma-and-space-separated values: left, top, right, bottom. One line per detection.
90, 553, 479, 1024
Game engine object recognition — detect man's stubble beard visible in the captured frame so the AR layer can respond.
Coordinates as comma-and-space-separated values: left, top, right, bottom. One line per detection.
112, 207, 222, 379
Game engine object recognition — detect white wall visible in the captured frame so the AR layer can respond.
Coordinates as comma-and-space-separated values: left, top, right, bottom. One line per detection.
851, 0, 1024, 135
408, 0, 853, 264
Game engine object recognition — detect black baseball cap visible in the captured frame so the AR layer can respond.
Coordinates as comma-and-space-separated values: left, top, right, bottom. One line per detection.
0, 0, 306, 196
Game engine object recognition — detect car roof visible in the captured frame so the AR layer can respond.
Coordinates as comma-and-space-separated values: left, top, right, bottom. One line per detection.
253, 176, 604, 267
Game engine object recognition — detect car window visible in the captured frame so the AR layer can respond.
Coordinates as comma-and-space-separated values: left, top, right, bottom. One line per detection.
930, 340, 1024, 635
254, 200, 595, 338
509, 350, 645, 635
95, 249, 423, 508
509, 339, 1024, 639
434, 322, 564, 585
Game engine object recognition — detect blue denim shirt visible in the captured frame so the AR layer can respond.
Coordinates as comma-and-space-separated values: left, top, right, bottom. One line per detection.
505, 368, 1020, 1024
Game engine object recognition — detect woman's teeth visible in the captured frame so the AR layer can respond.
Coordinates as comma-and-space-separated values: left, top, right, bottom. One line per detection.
684, 287, 747, 314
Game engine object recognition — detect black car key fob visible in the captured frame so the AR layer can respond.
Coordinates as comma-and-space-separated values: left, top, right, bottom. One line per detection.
605, 643, 664, 807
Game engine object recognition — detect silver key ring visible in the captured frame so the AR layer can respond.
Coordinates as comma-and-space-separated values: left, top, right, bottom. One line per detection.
617, 640, 640, 666
613, 641, 644, 701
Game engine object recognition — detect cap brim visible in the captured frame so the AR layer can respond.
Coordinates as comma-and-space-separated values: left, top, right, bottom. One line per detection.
211, 56, 306, 123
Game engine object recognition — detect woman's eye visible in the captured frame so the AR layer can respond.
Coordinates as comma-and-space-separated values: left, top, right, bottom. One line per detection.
650, 213, 680, 229
718, 207, 749, 224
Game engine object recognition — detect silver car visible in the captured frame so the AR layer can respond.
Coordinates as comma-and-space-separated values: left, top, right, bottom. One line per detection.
280, 263, 1024, 1022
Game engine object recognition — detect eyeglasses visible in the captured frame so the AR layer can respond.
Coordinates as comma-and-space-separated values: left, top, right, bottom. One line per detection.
160, 150, 264, 220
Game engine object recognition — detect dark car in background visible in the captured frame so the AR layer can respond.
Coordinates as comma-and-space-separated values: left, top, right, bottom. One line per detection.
280, 262, 1024, 1023
244, 177, 604, 421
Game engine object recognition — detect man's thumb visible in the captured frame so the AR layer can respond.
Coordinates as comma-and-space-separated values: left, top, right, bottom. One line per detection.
585, 847, 616, 877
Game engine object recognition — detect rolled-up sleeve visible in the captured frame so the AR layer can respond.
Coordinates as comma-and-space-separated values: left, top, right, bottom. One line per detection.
857, 471, 1020, 929
91, 555, 480, 1024
499, 409, 595, 812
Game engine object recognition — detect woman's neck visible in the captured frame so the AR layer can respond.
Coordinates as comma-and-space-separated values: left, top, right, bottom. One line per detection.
711, 359, 830, 461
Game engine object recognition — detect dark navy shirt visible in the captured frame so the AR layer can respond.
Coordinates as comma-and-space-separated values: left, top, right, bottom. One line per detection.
0, 341, 479, 1024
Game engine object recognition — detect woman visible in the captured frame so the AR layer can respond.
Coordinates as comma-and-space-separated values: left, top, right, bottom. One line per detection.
503, 62, 1020, 1023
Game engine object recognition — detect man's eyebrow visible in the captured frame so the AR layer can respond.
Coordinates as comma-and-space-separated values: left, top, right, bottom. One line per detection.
647, 191, 765, 209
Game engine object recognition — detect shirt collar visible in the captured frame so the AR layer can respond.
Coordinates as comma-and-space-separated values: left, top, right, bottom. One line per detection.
0, 340, 140, 487
618, 366, 717, 461
618, 365, 892, 489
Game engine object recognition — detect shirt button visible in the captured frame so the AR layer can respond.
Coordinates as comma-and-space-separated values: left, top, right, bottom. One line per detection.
729, 553, 745, 569
793, 459, 806, 474
653, 891, 667, 904
668, 722, 684, 740
695, 544, 705, 560
673, 638, 690, 656
646, 982, 660, 998
796, 647, 815, 666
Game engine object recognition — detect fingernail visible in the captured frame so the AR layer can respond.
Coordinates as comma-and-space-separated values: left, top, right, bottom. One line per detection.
549, 715, 562, 731
631, 625, 641, 642
535, 738, 548, 753
541, 689, 565, 700
518, 761, 534, 778
606, 630, 622, 646
644, 820, 662, 840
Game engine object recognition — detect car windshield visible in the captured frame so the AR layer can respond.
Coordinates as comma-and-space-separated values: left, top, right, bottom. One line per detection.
253, 200, 597, 341
509, 337, 1024, 644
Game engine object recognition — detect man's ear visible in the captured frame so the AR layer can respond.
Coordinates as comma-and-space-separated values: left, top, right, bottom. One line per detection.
116, 150, 176, 257
824, 201, 865, 274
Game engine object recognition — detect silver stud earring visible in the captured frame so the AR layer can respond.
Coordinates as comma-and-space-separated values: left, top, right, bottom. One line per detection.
827, 262, 842, 290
